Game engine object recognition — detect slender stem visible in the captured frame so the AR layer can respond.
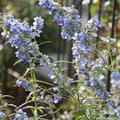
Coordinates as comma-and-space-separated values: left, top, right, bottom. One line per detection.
77, 94, 89, 120
30, 66, 38, 120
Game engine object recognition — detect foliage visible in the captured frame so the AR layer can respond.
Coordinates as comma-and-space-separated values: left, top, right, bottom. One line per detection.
0, 0, 120, 119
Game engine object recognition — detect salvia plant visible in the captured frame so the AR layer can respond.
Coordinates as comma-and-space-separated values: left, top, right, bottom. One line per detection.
0, 0, 120, 120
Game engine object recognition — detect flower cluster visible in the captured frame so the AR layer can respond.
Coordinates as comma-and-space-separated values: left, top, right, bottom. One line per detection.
1, 15, 44, 63
111, 72, 120, 94
40, 91, 61, 104
14, 109, 28, 120
107, 72, 120, 118
107, 99, 120, 119
39, 0, 108, 102
16, 79, 31, 91
39, 54, 71, 103
32, 16, 44, 37
86, 18, 100, 31
72, 19, 106, 100
87, 58, 108, 99
39, 0, 81, 41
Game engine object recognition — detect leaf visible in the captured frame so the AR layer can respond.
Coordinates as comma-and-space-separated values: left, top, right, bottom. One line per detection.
38, 107, 44, 113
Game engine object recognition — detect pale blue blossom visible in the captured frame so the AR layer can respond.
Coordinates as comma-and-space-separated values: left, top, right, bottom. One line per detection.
14, 109, 28, 120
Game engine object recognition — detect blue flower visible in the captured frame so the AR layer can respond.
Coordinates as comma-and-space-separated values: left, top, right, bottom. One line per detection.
67, 78, 73, 86
39, 0, 54, 14
98, 75, 104, 85
39, 0, 46, 6
89, 76, 107, 99
16, 79, 31, 91
5, 14, 14, 27
58, 73, 64, 81
53, 95, 61, 104
14, 109, 28, 120
86, 18, 100, 31
53, 87, 59, 92
79, 32, 86, 43
48, 72, 56, 80
32, 16, 44, 37
95, 18, 100, 30
61, 29, 68, 39
41, 55, 51, 65
112, 72, 120, 81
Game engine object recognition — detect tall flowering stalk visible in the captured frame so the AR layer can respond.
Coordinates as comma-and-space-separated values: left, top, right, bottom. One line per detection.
0, 13, 72, 118
0, 14, 44, 119
39, 0, 120, 119
39, 0, 108, 100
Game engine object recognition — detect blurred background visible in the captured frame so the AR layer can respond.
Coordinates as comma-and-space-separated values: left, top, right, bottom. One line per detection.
0, 0, 120, 113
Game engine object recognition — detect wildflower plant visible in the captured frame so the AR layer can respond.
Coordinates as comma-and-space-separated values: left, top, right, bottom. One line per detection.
0, 0, 120, 119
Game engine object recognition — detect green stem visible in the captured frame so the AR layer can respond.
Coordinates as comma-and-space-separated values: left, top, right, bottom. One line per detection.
77, 94, 90, 120
30, 66, 38, 120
